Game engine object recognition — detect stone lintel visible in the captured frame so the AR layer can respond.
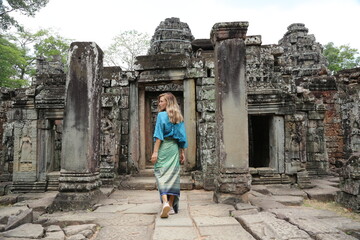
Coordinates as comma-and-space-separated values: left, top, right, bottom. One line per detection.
191, 39, 214, 51
135, 54, 189, 71
220, 167, 249, 174
138, 69, 186, 82
211, 22, 249, 43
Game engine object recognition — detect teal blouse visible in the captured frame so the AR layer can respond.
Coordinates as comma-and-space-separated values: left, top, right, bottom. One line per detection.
153, 111, 188, 149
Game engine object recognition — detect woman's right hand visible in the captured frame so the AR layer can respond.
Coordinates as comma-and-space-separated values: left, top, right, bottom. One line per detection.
151, 152, 158, 164
180, 150, 185, 164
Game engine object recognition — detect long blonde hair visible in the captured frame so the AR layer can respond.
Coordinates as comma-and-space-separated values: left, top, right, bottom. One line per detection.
158, 92, 184, 124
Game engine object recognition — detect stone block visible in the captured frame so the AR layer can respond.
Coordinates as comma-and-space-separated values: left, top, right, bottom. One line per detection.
2, 223, 44, 239
316, 233, 359, 240
196, 86, 215, 101
198, 122, 216, 137
200, 112, 215, 122
237, 212, 312, 239
270, 195, 304, 206
200, 225, 256, 240
336, 191, 360, 213
94, 225, 150, 240
186, 67, 207, 78
123, 203, 160, 214
245, 35, 262, 46
155, 217, 193, 227
287, 217, 341, 237
135, 54, 189, 70
189, 203, 234, 217
138, 69, 186, 82
193, 216, 239, 227
63, 224, 97, 236
119, 95, 129, 108
340, 179, 360, 195
49, 189, 104, 212
43, 230, 66, 240
46, 225, 62, 232
5, 208, 33, 231
196, 100, 215, 112
153, 226, 198, 240
196, 77, 215, 86
248, 196, 285, 210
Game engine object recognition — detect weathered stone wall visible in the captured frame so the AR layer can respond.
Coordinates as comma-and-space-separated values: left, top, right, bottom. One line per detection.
0, 89, 15, 182
246, 35, 286, 92
195, 50, 216, 190
101, 67, 132, 177
336, 68, 360, 159
337, 154, 360, 212
334, 68, 360, 209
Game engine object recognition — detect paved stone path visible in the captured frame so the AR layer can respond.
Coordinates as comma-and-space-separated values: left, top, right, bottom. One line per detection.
0, 177, 360, 239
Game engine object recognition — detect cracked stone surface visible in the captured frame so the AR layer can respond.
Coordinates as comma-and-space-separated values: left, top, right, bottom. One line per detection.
0, 179, 359, 240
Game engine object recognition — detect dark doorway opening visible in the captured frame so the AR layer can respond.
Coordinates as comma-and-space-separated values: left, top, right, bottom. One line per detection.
249, 115, 270, 168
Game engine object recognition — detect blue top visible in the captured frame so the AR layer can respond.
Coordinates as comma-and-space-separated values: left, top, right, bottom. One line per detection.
153, 111, 188, 149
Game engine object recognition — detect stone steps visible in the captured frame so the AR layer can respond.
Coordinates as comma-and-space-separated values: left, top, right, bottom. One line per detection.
117, 176, 194, 190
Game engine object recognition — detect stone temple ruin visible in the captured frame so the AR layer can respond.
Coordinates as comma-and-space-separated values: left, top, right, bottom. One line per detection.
0, 17, 359, 211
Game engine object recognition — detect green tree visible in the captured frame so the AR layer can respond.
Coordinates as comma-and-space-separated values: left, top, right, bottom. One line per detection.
0, 35, 27, 87
0, 0, 49, 31
323, 42, 360, 73
104, 30, 150, 71
6, 28, 71, 80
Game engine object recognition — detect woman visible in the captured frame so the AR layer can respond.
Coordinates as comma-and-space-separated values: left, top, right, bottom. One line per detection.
151, 92, 188, 218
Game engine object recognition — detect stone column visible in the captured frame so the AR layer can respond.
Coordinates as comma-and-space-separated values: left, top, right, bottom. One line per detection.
51, 42, 103, 211
211, 22, 252, 204
183, 79, 197, 170
128, 79, 139, 172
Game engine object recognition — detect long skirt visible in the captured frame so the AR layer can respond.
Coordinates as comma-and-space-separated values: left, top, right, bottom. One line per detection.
154, 138, 180, 213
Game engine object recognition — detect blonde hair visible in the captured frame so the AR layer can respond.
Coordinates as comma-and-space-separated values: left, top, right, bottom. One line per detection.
158, 92, 184, 124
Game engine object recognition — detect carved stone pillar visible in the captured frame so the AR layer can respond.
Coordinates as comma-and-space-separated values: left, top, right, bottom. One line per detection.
51, 42, 103, 211
211, 22, 252, 204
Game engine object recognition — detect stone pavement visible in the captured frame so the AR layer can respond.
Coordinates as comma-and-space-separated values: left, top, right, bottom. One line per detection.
0, 176, 360, 239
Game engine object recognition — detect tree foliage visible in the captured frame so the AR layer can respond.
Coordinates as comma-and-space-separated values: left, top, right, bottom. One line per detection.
1, 28, 71, 88
323, 42, 360, 73
0, 35, 27, 87
104, 30, 150, 71
0, 0, 49, 31
7, 29, 71, 79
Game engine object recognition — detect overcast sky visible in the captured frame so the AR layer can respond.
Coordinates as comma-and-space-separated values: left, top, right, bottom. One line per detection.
13, 0, 360, 52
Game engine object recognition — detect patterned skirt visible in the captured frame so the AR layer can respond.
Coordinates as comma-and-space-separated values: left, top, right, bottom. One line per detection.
154, 138, 180, 213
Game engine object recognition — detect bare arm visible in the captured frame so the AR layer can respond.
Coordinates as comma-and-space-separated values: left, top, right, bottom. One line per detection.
151, 138, 162, 164
180, 148, 185, 164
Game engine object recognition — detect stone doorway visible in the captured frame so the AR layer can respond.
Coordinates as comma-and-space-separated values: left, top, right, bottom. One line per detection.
144, 91, 184, 169
249, 115, 285, 173
249, 115, 270, 168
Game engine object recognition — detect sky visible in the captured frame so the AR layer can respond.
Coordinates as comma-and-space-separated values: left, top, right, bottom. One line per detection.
12, 0, 360, 52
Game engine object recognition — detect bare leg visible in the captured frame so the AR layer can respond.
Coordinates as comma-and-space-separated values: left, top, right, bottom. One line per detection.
161, 194, 168, 203
168, 195, 175, 207
160, 194, 170, 218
